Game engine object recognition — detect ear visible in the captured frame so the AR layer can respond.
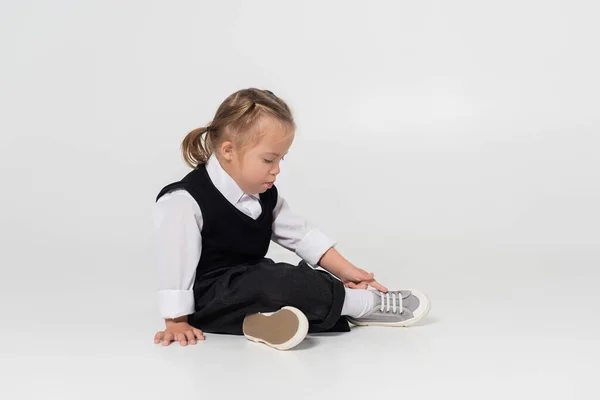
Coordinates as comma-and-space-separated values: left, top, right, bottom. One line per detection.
219, 140, 234, 161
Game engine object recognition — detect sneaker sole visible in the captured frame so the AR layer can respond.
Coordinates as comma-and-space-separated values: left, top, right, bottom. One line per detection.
242, 306, 309, 350
347, 290, 432, 327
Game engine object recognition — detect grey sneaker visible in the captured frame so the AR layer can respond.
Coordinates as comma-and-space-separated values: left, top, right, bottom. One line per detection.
346, 289, 431, 327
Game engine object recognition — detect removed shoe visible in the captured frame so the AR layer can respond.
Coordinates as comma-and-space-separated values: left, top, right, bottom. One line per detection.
242, 306, 309, 350
346, 289, 431, 327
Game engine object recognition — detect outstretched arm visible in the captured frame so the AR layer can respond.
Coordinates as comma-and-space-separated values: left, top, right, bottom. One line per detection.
271, 192, 387, 292
318, 247, 388, 292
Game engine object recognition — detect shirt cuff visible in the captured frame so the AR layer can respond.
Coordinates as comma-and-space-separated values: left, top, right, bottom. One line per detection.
158, 290, 195, 319
295, 229, 336, 267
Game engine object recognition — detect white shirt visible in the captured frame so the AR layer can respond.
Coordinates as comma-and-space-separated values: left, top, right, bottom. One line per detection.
153, 154, 336, 319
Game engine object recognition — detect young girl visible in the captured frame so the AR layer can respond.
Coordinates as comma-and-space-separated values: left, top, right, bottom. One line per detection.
153, 88, 431, 350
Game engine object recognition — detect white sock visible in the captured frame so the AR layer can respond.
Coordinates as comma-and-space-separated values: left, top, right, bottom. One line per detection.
341, 288, 375, 318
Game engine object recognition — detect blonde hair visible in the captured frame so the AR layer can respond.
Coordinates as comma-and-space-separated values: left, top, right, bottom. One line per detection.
181, 88, 295, 168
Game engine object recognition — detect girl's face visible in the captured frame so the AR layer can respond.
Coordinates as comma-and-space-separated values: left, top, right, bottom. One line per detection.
219, 117, 294, 195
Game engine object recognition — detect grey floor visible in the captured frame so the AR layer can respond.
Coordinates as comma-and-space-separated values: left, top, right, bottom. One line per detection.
2, 241, 598, 400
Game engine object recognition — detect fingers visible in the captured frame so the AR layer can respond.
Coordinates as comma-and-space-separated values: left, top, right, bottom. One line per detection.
344, 275, 388, 293
347, 282, 362, 289
346, 281, 369, 289
162, 332, 173, 346
347, 269, 374, 285
369, 279, 388, 293
192, 328, 205, 341
155, 328, 206, 345
352, 269, 389, 293
175, 332, 187, 346
179, 329, 205, 344
184, 330, 197, 345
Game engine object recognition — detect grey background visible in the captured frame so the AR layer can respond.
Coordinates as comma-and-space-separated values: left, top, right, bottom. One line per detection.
1, 1, 598, 399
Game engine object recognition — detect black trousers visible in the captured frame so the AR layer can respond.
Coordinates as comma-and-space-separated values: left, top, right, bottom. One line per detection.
187, 258, 350, 335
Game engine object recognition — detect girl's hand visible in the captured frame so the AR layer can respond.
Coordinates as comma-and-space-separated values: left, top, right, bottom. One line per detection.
154, 322, 205, 346
339, 266, 388, 293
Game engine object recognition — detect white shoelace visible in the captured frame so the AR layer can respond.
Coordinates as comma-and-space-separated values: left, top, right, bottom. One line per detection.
379, 292, 403, 313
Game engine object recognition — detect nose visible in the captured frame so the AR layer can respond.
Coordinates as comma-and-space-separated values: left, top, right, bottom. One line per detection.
271, 163, 281, 176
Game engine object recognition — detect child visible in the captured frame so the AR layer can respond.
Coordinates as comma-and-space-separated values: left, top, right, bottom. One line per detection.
153, 88, 431, 350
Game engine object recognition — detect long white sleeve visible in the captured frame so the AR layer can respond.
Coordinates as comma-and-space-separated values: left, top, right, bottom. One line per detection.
271, 194, 336, 266
153, 189, 203, 319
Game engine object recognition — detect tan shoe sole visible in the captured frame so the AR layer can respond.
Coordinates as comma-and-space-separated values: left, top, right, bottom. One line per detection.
243, 306, 309, 350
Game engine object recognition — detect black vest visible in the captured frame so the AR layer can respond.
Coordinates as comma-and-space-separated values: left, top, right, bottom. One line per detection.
155, 164, 278, 277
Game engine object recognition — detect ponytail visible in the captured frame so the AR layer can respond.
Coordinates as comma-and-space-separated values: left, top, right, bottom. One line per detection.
181, 125, 212, 168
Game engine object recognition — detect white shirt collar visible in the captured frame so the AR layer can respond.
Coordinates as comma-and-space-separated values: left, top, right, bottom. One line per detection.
205, 153, 259, 205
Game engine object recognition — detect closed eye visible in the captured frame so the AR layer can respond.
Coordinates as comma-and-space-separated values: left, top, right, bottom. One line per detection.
263, 155, 285, 163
